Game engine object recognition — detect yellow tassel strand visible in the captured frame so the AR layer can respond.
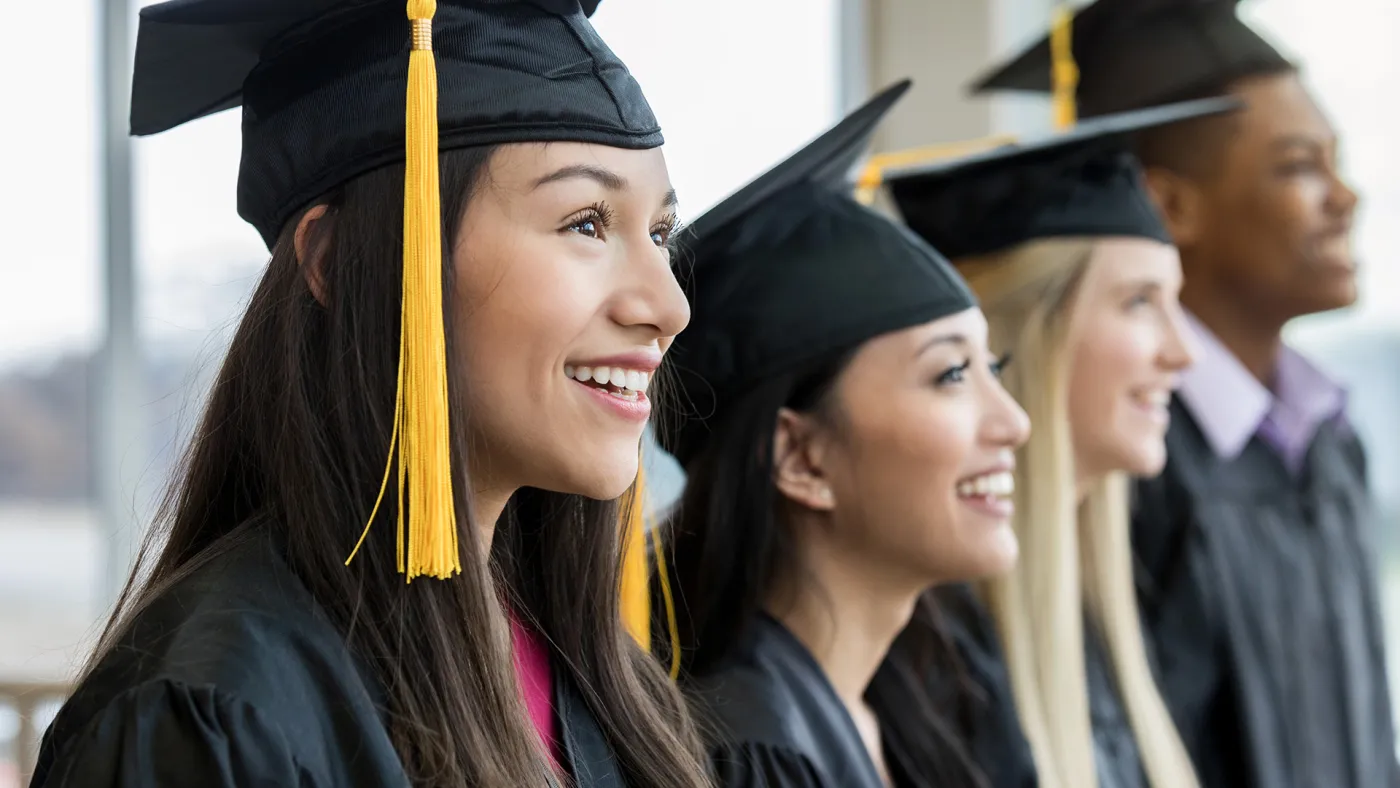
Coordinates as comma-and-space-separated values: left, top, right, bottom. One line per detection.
620, 464, 651, 652
852, 134, 1019, 205
1051, 2, 1079, 130
347, 0, 460, 581
851, 6, 1075, 205
618, 456, 682, 680
401, 0, 457, 580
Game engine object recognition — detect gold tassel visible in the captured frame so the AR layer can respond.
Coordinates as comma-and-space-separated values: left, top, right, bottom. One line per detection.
347, 0, 460, 581
855, 4, 1076, 202
618, 454, 682, 680
1051, 2, 1079, 130
620, 463, 651, 651
852, 134, 1020, 205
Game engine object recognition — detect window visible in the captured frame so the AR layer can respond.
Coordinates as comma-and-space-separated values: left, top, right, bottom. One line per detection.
0, 2, 102, 784
134, 99, 267, 528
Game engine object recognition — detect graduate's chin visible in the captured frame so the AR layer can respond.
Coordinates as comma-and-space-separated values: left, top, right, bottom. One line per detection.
974, 523, 1020, 577
559, 457, 643, 503
937, 520, 1019, 583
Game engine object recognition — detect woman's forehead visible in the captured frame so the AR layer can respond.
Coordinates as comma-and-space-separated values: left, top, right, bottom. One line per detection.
487, 142, 671, 191
855, 309, 989, 367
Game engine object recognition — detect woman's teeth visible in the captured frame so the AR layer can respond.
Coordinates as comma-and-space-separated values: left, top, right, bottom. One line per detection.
1134, 389, 1171, 408
957, 471, 1014, 498
565, 365, 650, 400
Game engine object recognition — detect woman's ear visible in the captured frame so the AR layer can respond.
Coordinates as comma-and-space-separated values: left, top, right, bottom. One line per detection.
772, 407, 836, 512
294, 204, 332, 306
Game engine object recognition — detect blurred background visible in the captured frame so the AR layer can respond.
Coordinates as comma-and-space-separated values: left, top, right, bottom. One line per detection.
0, 0, 1396, 783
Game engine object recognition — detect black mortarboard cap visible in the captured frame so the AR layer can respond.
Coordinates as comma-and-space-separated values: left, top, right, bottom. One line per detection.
662, 80, 977, 465
132, 0, 660, 248
886, 98, 1239, 260
969, 0, 1292, 117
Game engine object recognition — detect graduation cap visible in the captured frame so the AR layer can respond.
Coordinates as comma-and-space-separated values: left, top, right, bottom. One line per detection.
133, 0, 657, 247
884, 97, 1240, 261
970, 0, 1292, 117
132, 0, 659, 583
661, 79, 977, 467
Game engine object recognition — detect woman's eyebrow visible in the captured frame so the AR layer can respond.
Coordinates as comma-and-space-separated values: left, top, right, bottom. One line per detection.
531, 163, 628, 192
917, 332, 970, 358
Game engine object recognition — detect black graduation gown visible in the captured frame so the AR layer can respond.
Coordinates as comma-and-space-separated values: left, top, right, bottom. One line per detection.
688, 614, 917, 788
931, 585, 1147, 788
927, 586, 1038, 788
1084, 625, 1146, 788
1133, 399, 1400, 788
29, 525, 627, 788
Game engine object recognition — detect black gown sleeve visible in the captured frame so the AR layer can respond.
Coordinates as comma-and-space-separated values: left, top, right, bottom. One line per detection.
1130, 465, 1246, 788
35, 680, 303, 788
709, 741, 830, 787
1083, 626, 1145, 788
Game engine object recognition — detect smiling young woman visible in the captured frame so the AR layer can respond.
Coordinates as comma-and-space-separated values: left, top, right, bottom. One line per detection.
881, 99, 1237, 788
652, 81, 1031, 788
29, 2, 709, 787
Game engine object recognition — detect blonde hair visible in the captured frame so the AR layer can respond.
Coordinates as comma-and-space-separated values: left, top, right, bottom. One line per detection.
958, 237, 1198, 788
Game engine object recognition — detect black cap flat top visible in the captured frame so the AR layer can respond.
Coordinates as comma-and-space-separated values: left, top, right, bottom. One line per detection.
133, 0, 658, 246
969, 0, 1290, 117
886, 97, 1240, 260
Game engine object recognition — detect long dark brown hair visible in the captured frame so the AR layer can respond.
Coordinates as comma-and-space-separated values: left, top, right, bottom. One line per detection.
87, 146, 709, 787
654, 349, 986, 786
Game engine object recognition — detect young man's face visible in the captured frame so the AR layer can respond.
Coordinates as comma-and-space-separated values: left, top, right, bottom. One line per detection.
1179, 72, 1359, 323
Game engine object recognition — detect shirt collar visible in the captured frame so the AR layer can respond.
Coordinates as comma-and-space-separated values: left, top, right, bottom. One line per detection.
1176, 312, 1347, 462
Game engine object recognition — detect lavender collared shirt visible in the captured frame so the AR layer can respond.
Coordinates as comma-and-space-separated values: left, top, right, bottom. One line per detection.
1176, 312, 1347, 475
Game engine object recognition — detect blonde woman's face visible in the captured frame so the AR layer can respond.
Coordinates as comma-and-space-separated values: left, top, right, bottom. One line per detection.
1067, 238, 1194, 480
810, 308, 1031, 585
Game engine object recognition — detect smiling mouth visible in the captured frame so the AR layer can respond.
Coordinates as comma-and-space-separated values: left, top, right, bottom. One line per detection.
1312, 236, 1355, 267
1130, 388, 1173, 424
565, 364, 650, 401
956, 471, 1014, 500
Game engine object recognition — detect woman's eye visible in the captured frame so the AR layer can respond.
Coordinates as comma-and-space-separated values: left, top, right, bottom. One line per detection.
990, 353, 1013, 379
569, 217, 600, 238
1122, 286, 1161, 311
651, 214, 680, 248
936, 362, 971, 386
564, 203, 613, 240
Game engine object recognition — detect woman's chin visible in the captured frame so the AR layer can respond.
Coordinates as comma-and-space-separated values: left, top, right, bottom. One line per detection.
921, 526, 1020, 585
950, 526, 1019, 581
554, 457, 642, 502
1117, 441, 1167, 478
977, 526, 1020, 577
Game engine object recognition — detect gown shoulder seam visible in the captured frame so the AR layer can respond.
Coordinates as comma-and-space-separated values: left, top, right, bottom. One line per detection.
47, 676, 303, 784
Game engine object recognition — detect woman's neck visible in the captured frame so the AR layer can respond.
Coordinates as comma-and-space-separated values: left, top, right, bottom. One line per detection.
1074, 462, 1106, 505
471, 486, 512, 558
766, 550, 922, 709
